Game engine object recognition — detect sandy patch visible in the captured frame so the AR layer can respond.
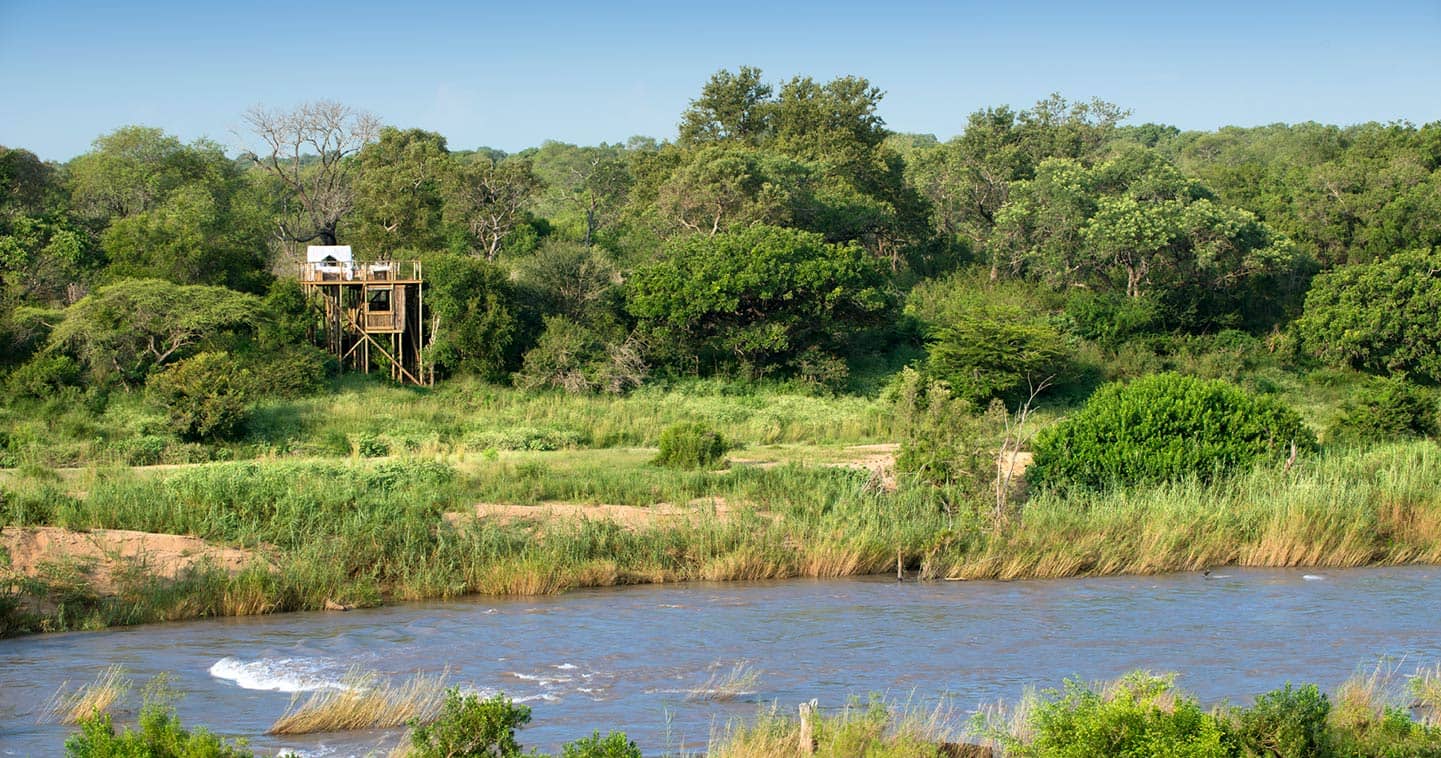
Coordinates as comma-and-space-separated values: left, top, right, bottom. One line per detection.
1, 526, 260, 595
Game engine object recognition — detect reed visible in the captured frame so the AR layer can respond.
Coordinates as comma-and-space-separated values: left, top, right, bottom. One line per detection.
267, 668, 448, 735
690, 662, 763, 702
709, 695, 962, 758
41, 665, 129, 724
1410, 664, 1441, 727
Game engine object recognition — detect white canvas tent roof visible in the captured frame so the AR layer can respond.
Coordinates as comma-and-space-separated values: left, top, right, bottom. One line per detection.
306, 245, 353, 264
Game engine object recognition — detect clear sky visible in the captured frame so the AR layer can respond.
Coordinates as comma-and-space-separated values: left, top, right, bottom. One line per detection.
2, 0, 1439, 162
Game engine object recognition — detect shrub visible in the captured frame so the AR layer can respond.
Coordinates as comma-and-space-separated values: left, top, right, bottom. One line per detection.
406, 690, 531, 758
516, 316, 648, 395
654, 422, 728, 469
65, 706, 254, 757
7, 354, 82, 398
1234, 683, 1331, 758
146, 352, 251, 442
245, 345, 331, 399
1296, 247, 1441, 382
1329, 377, 1438, 443
561, 731, 642, 758
463, 426, 586, 452
890, 367, 999, 495
355, 434, 390, 458
1063, 291, 1161, 347
111, 435, 169, 467
1030, 373, 1316, 491
1019, 673, 1233, 757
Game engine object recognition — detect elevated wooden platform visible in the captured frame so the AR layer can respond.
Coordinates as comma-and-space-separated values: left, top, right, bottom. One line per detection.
299, 259, 430, 385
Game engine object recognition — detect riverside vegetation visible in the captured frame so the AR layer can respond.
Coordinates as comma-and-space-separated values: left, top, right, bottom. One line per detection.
3, 68, 1441, 636
52, 663, 1441, 756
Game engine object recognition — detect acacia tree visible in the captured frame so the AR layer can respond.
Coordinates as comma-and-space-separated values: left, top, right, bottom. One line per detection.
48, 278, 260, 385
241, 101, 380, 246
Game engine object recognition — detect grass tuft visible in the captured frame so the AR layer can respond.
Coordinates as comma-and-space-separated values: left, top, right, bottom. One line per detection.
42, 665, 129, 724
267, 668, 448, 735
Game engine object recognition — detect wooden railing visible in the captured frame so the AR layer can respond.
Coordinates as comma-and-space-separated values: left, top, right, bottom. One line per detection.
300, 260, 422, 283
364, 311, 400, 331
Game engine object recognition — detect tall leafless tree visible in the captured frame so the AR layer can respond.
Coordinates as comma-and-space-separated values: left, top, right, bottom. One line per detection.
241, 101, 380, 246
445, 156, 542, 260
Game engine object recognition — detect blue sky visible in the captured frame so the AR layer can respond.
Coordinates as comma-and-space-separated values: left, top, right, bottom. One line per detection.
2, 0, 1439, 161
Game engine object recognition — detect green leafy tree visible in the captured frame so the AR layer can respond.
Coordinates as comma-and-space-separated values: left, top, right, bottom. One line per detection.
351, 127, 453, 254
627, 225, 893, 374
421, 253, 526, 380
48, 279, 260, 385
1296, 247, 1441, 382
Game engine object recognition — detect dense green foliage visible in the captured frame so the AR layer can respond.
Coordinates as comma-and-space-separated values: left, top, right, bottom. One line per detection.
407, 690, 531, 758
982, 672, 1441, 758
1017, 673, 1234, 757
66, 706, 252, 758
1297, 247, 1441, 382
146, 352, 250, 441
653, 421, 728, 469
627, 224, 892, 375
1329, 377, 1438, 443
1234, 683, 1331, 758
1030, 373, 1315, 490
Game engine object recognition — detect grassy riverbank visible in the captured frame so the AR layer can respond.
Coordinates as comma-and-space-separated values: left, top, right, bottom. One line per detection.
51, 664, 1441, 756
4, 435, 1440, 636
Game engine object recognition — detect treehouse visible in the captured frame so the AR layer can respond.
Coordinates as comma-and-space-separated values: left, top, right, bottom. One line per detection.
300, 246, 431, 385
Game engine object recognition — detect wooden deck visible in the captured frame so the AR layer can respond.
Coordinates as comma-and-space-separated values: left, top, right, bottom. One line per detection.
299, 260, 422, 284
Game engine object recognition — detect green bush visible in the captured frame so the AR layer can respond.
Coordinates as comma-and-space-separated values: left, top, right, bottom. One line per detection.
1030, 373, 1316, 491
407, 690, 531, 758
65, 706, 253, 757
355, 434, 390, 458
111, 435, 170, 467
7, 354, 82, 398
1063, 291, 1161, 347
1296, 247, 1441, 382
1234, 683, 1331, 758
890, 367, 998, 496
1018, 673, 1233, 757
1329, 377, 1438, 443
464, 426, 586, 452
560, 731, 642, 758
653, 421, 728, 469
244, 345, 331, 399
146, 352, 251, 442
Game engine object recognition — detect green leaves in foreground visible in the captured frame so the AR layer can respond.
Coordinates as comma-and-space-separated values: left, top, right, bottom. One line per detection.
1030, 373, 1315, 491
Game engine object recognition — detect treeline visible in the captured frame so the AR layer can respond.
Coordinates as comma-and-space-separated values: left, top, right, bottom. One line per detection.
2, 68, 1440, 438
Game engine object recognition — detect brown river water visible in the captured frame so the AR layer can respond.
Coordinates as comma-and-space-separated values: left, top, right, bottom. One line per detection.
2, 567, 1439, 756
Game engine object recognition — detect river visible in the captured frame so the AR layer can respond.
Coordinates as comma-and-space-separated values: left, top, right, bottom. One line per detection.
2, 566, 1438, 756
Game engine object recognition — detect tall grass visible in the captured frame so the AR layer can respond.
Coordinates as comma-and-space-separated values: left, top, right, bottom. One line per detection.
268, 668, 448, 734
41, 665, 130, 724
7, 440, 1441, 635
709, 695, 961, 758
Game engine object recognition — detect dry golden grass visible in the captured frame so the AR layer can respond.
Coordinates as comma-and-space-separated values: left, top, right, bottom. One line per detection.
709, 696, 963, 758
42, 665, 129, 724
699, 550, 789, 582
690, 662, 763, 702
267, 668, 447, 735
1330, 661, 1403, 732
